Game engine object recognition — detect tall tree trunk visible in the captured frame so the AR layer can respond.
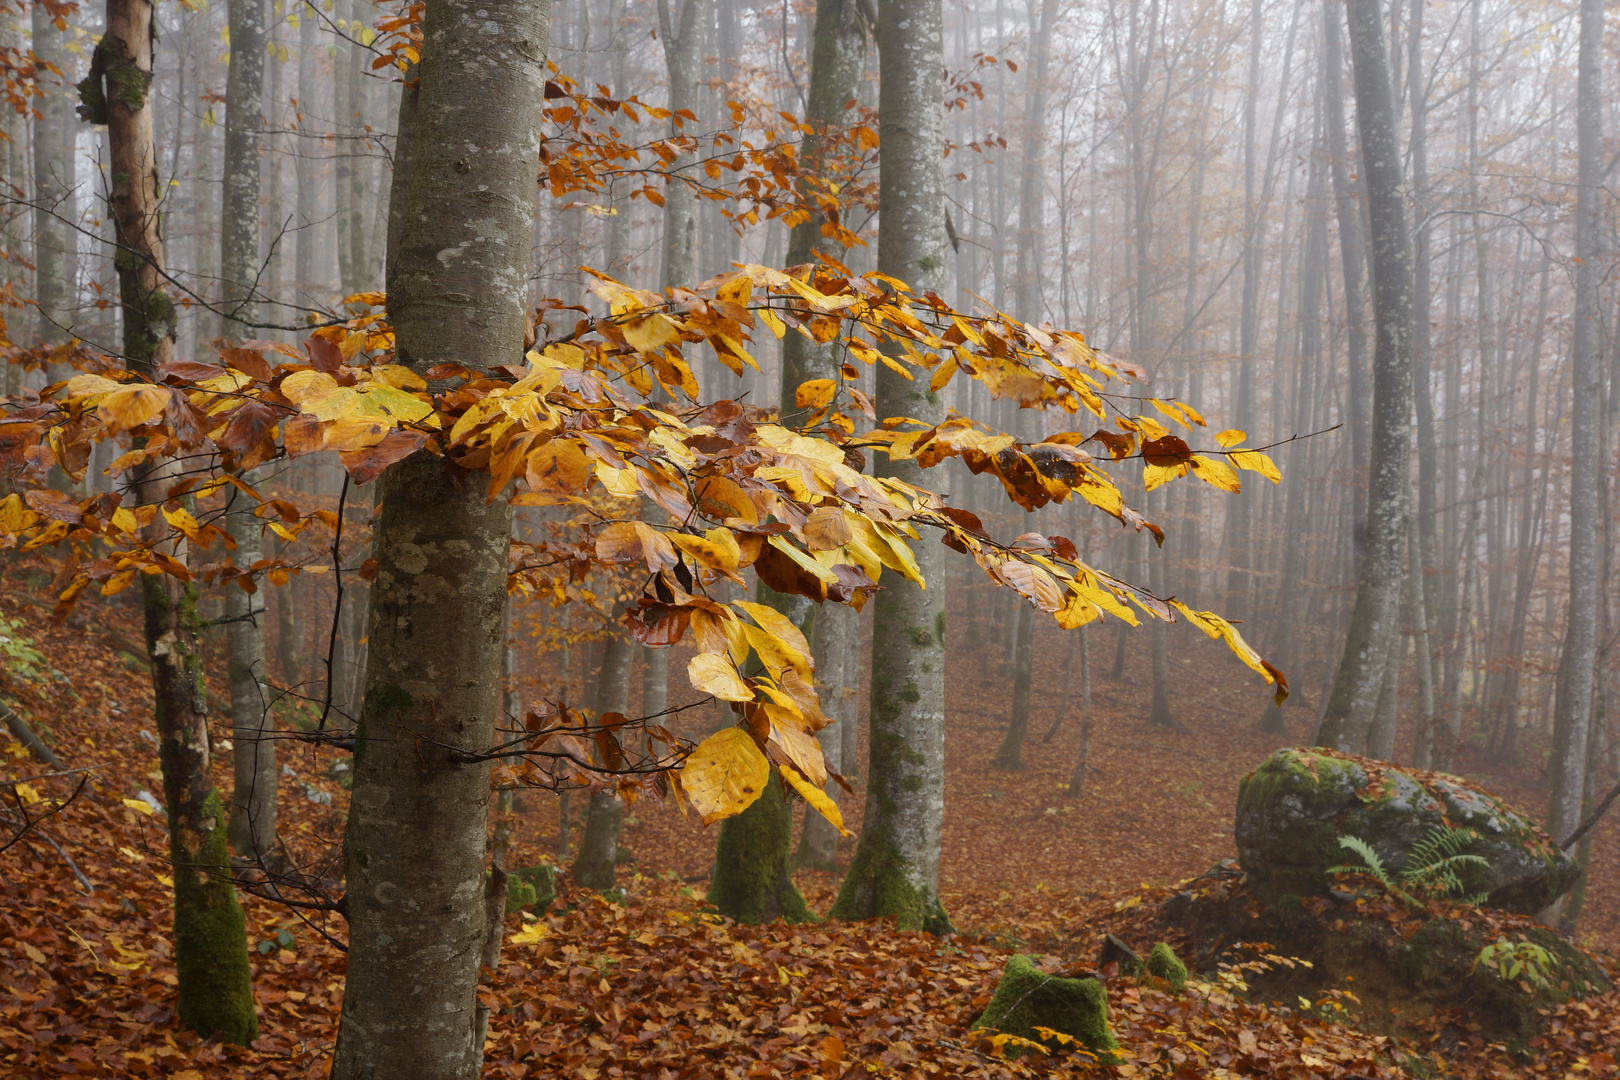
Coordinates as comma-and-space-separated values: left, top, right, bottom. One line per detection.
828, 0, 951, 935
30, 1, 71, 358
1317, 0, 1414, 752
712, 0, 871, 913
81, 0, 258, 1044
994, 599, 1035, 765
657, 0, 710, 292
221, 0, 276, 867
330, 0, 549, 1074
796, 601, 856, 870
1548, 0, 1604, 848
1323, 0, 1371, 554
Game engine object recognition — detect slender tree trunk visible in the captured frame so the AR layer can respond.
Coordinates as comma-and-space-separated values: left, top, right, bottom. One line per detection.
571, 632, 632, 891
30, 1, 71, 356
994, 600, 1035, 766
829, 0, 951, 935
82, 0, 258, 1044
1317, 0, 1414, 753
1548, 0, 1604, 848
657, 0, 710, 291
221, 0, 275, 867
331, 0, 549, 1074
1323, 0, 1371, 551
780, 0, 870, 877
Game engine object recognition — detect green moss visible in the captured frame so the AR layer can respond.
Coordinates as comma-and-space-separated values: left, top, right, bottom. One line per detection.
76, 70, 107, 124
935, 611, 946, 645
504, 877, 538, 915
900, 775, 923, 793
906, 626, 933, 647
512, 864, 557, 914
1145, 943, 1187, 989
170, 789, 257, 1045
708, 771, 814, 925
971, 954, 1119, 1061
898, 682, 921, 704
106, 60, 152, 108
828, 842, 947, 933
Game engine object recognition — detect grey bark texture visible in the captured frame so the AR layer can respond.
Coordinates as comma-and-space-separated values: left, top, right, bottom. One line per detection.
221, 0, 264, 326
1548, 0, 1604, 847
828, 0, 951, 934
330, 0, 550, 1076
221, 0, 275, 868
657, 0, 711, 291
30, 1, 72, 353
1316, 0, 1415, 753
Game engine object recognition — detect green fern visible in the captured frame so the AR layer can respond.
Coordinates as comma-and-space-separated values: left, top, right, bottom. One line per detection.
1327, 826, 1491, 909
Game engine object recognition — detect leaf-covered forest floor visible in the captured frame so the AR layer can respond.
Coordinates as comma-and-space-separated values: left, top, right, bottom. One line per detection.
2, 580, 1617, 1078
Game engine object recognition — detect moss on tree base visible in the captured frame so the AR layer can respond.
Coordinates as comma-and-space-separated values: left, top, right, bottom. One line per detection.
971, 954, 1119, 1061
827, 840, 952, 934
708, 771, 814, 925
171, 790, 257, 1045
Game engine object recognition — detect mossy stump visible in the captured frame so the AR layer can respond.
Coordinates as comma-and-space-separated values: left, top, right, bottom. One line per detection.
971, 954, 1119, 1061
511, 864, 557, 914
1145, 942, 1187, 988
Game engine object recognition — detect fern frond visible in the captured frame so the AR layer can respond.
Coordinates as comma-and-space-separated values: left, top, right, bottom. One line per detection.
1333, 835, 1392, 888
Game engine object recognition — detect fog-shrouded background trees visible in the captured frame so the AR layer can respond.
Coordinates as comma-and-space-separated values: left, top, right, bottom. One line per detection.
3, 0, 1618, 1019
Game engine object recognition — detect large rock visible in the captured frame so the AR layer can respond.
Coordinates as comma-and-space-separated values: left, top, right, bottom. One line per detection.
971, 955, 1119, 1061
1234, 748, 1576, 915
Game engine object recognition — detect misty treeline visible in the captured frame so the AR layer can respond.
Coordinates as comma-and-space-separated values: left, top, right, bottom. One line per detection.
0, 0, 1616, 1064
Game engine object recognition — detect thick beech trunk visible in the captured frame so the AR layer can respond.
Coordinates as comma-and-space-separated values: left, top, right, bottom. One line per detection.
828, 0, 951, 935
83, 0, 258, 1045
1548, 0, 1604, 847
331, 0, 549, 1075
1317, 0, 1415, 753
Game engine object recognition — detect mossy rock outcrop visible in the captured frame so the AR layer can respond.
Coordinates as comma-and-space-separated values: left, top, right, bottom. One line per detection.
1235, 747, 1575, 915
1162, 874, 1612, 1052
970, 954, 1119, 1061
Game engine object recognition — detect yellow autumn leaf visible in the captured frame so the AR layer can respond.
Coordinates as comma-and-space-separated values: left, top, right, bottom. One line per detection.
97, 385, 173, 432
687, 652, 753, 702
780, 763, 850, 837
1229, 448, 1282, 484
680, 727, 769, 824
509, 921, 550, 947
122, 797, 157, 816
623, 312, 681, 353
110, 507, 140, 533
13, 782, 40, 805
1214, 428, 1246, 448
1188, 454, 1241, 493
734, 600, 811, 662
794, 378, 836, 409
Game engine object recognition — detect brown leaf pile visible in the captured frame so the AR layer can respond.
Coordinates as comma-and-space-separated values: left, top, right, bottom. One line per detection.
2, 579, 1618, 1079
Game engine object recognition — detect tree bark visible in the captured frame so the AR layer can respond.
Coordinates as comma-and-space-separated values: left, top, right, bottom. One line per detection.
571, 631, 632, 891
221, 0, 275, 868
30, 0, 72, 355
1322, 0, 1371, 552
330, 0, 549, 1075
1316, 0, 1414, 753
657, 0, 711, 291
82, 0, 258, 1044
1548, 0, 1604, 847
828, 0, 951, 935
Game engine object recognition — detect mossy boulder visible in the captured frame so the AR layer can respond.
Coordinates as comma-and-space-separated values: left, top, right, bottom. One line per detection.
1235, 748, 1575, 915
971, 954, 1119, 1061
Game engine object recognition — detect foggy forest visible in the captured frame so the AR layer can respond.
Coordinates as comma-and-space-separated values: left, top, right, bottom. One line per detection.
1, 0, 1618, 1075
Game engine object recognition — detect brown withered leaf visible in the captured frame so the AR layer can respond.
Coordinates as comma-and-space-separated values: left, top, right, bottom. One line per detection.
803, 505, 852, 551
23, 488, 84, 523
339, 429, 428, 483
